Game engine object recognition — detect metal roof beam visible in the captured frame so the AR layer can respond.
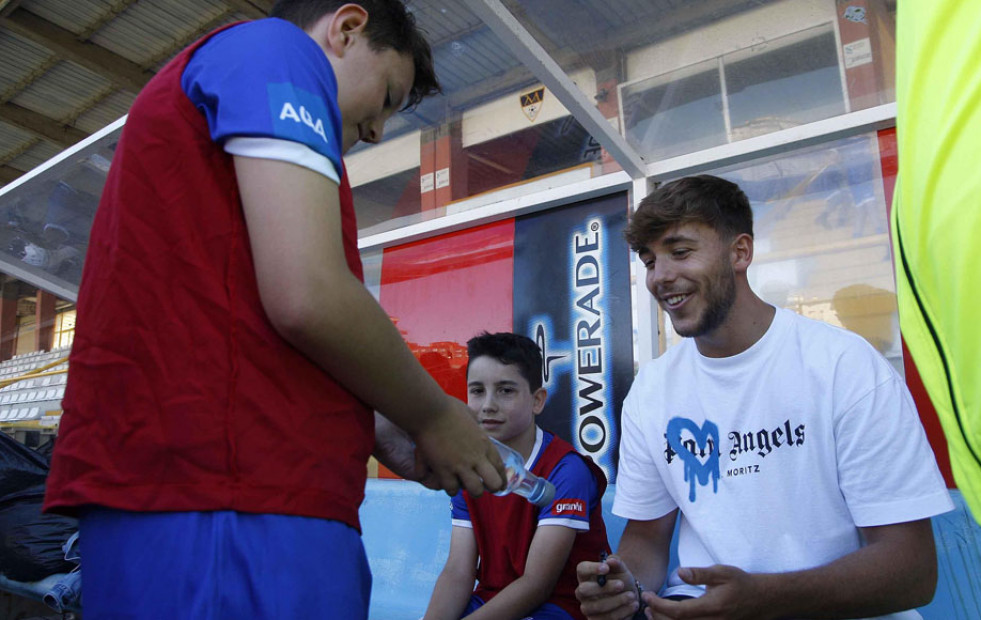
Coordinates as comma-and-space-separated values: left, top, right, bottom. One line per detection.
246, 0, 273, 13
77, 0, 138, 41
1, 8, 152, 93
0, 102, 88, 148
0, 165, 22, 185
0, 0, 22, 18
223, 0, 268, 20
145, 10, 234, 68
466, 0, 647, 179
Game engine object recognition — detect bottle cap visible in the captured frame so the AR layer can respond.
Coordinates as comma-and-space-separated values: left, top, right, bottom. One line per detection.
531, 479, 556, 508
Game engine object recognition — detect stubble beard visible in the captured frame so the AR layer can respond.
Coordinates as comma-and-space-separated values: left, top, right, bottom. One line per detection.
673, 260, 737, 338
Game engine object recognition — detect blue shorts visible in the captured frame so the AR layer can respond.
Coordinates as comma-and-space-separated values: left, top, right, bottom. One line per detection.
464, 594, 574, 619
80, 508, 371, 619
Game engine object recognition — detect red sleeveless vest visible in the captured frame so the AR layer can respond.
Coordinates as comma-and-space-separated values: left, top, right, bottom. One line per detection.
45, 23, 373, 530
465, 433, 610, 619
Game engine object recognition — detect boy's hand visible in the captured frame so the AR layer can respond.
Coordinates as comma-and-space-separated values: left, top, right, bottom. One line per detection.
412, 398, 505, 497
576, 555, 643, 620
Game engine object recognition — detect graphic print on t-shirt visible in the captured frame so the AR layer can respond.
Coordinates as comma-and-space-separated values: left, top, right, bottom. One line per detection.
665, 417, 720, 502
664, 416, 808, 502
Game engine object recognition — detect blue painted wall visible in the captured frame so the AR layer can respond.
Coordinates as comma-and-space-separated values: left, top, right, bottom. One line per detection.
360, 480, 981, 620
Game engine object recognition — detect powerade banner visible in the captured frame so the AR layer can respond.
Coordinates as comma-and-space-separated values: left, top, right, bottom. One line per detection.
513, 192, 632, 482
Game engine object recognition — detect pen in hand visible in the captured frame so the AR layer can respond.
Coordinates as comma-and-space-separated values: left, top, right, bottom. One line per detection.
597, 550, 608, 587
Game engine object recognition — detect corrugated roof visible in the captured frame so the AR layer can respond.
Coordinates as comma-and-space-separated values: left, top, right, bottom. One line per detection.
11, 60, 111, 121
0, 29, 53, 95
7, 136, 60, 169
0, 0, 537, 184
72, 89, 134, 133
0, 0, 273, 183
90, 0, 239, 65
0, 0, 747, 185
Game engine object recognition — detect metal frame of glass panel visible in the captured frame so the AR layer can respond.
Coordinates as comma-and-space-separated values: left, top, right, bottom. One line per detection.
0, 0, 899, 364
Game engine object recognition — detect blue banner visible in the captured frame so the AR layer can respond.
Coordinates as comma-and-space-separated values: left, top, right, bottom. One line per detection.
513, 192, 632, 483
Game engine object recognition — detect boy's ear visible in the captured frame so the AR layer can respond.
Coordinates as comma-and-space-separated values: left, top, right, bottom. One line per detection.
531, 387, 547, 415
323, 4, 369, 58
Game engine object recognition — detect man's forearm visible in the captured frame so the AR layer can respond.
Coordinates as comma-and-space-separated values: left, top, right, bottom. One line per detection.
616, 522, 672, 594
749, 520, 938, 618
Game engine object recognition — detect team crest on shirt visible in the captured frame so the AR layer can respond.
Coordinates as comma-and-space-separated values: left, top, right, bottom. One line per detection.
551, 499, 586, 518
268, 83, 332, 146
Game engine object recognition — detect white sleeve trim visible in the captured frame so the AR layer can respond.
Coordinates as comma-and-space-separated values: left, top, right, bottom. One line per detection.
451, 519, 473, 529
224, 137, 340, 184
538, 517, 589, 531
849, 489, 955, 527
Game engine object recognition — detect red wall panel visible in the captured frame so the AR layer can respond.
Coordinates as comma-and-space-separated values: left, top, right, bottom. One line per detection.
376, 219, 515, 477
879, 126, 954, 486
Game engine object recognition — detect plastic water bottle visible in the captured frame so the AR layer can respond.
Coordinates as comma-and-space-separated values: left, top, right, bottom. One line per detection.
490, 438, 556, 507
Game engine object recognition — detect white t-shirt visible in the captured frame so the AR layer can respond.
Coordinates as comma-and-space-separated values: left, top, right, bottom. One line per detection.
614, 307, 953, 618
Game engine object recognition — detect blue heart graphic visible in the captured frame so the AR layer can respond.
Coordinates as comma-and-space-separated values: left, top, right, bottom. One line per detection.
666, 417, 720, 502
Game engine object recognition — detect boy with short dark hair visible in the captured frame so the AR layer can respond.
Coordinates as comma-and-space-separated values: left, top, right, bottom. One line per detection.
425, 332, 610, 620
44, 2, 505, 617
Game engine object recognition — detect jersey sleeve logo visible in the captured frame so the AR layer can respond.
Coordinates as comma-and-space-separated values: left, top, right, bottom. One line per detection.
550, 499, 586, 517
267, 83, 333, 147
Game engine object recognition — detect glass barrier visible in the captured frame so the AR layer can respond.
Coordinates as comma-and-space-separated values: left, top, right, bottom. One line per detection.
505, 0, 896, 163
349, 1, 612, 235
0, 129, 119, 297
658, 132, 902, 373
0, 0, 899, 298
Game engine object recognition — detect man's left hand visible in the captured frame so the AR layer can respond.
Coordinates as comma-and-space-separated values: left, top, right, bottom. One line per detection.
646, 565, 772, 620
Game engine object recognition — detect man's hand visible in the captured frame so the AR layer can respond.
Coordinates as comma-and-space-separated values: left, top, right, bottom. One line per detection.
575, 555, 642, 620
373, 412, 439, 489
411, 398, 505, 497
646, 565, 769, 620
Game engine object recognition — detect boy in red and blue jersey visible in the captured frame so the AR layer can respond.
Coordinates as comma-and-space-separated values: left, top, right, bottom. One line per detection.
425, 332, 610, 620
44, 2, 506, 618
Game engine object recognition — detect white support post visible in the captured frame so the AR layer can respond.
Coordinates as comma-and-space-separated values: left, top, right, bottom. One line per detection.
628, 176, 658, 364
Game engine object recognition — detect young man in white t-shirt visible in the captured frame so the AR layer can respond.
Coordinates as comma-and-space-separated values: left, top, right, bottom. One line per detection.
574, 175, 953, 620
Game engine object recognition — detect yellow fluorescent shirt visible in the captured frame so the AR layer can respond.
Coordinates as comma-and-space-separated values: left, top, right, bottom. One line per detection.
893, 0, 981, 522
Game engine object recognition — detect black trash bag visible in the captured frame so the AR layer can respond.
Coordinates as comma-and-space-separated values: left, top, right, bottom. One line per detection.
0, 433, 78, 582
0, 431, 49, 498
33, 436, 56, 461
0, 484, 78, 582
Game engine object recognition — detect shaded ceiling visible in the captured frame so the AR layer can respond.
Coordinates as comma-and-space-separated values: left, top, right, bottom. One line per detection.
0, 0, 765, 188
